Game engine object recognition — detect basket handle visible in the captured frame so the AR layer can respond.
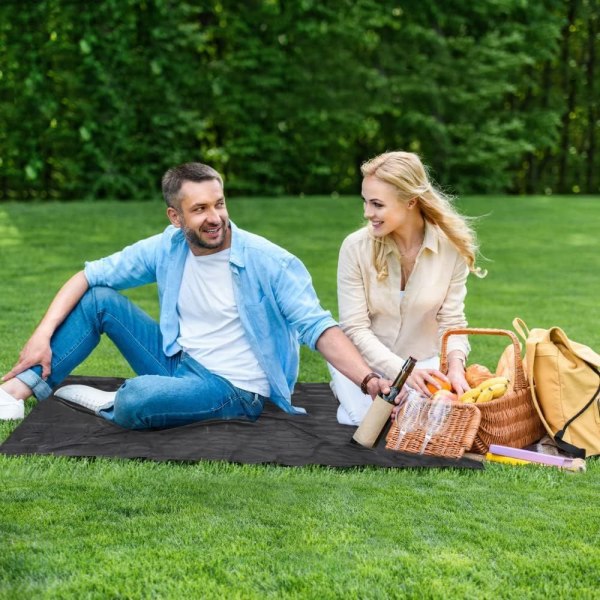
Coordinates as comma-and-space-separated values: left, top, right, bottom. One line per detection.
439, 328, 527, 391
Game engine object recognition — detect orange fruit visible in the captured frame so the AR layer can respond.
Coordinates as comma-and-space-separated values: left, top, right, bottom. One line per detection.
426, 376, 452, 395
432, 389, 458, 402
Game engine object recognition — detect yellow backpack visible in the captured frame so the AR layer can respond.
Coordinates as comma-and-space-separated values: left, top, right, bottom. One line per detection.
513, 318, 600, 458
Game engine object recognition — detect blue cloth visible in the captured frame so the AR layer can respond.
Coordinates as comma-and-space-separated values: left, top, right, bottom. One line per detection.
81, 222, 336, 414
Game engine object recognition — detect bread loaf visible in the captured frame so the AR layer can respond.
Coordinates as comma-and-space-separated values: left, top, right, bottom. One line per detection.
495, 343, 527, 392
465, 363, 493, 388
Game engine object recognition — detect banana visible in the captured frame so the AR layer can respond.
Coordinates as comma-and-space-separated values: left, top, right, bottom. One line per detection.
489, 382, 508, 399
476, 381, 508, 403
478, 376, 510, 389
476, 387, 495, 403
459, 387, 481, 403
460, 377, 510, 404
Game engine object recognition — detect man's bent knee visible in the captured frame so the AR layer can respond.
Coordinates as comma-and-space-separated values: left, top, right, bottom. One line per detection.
110, 377, 153, 429
85, 286, 123, 310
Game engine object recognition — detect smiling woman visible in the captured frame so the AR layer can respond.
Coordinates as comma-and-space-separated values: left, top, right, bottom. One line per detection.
329, 151, 487, 426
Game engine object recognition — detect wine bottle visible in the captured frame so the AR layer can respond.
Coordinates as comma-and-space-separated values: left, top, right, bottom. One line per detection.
352, 356, 417, 448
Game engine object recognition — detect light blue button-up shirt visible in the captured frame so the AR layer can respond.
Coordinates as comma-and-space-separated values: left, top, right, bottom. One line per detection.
84, 222, 337, 414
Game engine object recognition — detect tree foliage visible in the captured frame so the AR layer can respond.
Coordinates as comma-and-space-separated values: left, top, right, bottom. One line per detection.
0, 0, 597, 199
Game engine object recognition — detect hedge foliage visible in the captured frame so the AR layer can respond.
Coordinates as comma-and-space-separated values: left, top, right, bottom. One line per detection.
1, 0, 598, 199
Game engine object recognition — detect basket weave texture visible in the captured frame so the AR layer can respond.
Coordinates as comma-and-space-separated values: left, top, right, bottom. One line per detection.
385, 400, 481, 459
440, 327, 546, 454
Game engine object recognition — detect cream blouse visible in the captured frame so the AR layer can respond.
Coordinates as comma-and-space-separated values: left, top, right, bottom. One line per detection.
337, 222, 470, 379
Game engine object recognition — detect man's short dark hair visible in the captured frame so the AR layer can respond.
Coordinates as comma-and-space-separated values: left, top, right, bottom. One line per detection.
161, 163, 224, 208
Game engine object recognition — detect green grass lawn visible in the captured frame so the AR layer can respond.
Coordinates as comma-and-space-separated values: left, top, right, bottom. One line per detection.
1, 196, 599, 599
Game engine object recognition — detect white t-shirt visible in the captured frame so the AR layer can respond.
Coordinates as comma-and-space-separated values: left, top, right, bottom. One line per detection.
176, 249, 270, 397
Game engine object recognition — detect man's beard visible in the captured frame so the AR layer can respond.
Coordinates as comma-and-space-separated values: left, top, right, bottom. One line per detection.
182, 219, 228, 251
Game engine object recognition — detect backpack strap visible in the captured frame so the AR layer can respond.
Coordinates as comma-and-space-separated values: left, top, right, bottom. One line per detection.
554, 363, 600, 458
513, 318, 555, 437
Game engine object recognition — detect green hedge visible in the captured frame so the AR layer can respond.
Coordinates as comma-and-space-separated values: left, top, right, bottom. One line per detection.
1, 0, 597, 199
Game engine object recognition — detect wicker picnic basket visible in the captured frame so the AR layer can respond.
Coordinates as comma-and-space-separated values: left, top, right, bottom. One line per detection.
385, 399, 481, 459
439, 328, 546, 454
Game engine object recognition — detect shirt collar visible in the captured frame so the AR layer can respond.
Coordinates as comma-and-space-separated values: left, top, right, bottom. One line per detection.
422, 220, 440, 253
228, 221, 245, 268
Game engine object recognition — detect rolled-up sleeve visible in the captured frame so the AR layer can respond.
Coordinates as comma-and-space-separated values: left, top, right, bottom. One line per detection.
84, 235, 162, 289
273, 254, 337, 350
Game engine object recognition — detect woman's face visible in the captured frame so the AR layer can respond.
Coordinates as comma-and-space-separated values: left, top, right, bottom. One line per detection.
361, 176, 409, 237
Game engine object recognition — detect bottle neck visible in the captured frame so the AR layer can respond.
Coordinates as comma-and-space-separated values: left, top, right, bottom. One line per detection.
383, 357, 417, 403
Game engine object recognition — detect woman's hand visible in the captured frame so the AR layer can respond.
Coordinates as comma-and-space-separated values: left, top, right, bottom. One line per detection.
406, 368, 449, 397
411, 366, 468, 398
446, 364, 469, 398
446, 352, 469, 397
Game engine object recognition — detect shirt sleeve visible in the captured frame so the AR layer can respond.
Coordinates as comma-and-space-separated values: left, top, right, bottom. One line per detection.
436, 254, 470, 357
84, 234, 162, 290
337, 236, 405, 377
271, 254, 338, 350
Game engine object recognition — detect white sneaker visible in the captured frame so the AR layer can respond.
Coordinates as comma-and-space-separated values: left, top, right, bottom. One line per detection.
0, 388, 25, 420
54, 385, 116, 414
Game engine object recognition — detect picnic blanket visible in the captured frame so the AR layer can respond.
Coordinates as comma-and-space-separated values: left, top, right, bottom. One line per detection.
0, 376, 483, 469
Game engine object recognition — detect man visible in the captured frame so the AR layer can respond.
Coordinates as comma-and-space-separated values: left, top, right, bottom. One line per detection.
0, 163, 389, 428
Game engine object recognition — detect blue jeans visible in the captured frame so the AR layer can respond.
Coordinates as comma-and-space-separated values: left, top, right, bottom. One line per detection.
16, 287, 266, 430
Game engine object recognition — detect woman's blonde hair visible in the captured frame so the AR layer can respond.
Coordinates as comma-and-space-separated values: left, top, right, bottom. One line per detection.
361, 151, 486, 280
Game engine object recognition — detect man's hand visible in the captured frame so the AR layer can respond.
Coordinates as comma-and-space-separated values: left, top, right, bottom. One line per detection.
2, 270, 89, 384
2, 332, 52, 382
365, 376, 391, 400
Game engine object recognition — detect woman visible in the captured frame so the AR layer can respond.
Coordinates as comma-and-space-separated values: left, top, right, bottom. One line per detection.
329, 151, 486, 425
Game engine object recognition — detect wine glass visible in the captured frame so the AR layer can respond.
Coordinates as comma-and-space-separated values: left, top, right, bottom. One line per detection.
393, 389, 427, 450
418, 396, 453, 455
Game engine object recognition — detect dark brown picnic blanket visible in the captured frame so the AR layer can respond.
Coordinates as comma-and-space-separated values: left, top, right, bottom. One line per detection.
0, 376, 482, 469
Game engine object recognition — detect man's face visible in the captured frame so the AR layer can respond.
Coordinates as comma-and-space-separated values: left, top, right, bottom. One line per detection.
167, 179, 231, 256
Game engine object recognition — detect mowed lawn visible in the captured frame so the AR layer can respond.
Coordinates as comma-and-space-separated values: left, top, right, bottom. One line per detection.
0, 196, 599, 599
